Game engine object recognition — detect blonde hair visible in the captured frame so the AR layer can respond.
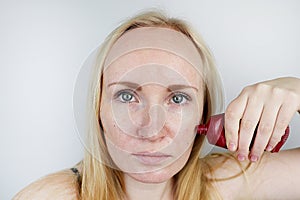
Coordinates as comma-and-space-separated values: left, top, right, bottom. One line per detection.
81, 10, 225, 200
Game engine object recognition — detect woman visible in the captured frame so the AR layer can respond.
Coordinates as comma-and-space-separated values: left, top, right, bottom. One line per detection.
14, 11, 300, 200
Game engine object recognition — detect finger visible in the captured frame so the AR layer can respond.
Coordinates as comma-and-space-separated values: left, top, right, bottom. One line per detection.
225, 93, 248, 152
237, 98, 263, 161
266, 103, 295, 151
250, 103, 280, 162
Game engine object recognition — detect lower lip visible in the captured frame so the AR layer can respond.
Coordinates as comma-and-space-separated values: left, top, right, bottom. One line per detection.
133, 154, 171, 165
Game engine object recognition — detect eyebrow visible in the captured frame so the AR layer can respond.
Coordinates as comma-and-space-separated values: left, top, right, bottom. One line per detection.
107, 81, 199, 92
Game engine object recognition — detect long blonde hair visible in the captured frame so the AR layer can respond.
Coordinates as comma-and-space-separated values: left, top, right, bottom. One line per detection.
81, 10, 225, 200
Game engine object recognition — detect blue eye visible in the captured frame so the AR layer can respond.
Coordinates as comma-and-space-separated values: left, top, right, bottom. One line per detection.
116, 90, 137, 103
170, 93, 190, 104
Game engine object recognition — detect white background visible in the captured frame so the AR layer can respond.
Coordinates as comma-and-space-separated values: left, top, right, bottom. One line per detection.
1, 1, 300, 199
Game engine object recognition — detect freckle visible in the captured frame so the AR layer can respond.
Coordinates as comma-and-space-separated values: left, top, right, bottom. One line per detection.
165, 125, 175, 137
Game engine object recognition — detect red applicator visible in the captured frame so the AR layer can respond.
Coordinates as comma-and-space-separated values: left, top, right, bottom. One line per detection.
197, 113, 290, 153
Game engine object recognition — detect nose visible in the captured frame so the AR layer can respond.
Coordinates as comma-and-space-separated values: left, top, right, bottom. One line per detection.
136, 104, 167, 139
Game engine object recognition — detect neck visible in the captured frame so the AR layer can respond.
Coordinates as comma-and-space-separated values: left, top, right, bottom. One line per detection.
124, 174, 174, 200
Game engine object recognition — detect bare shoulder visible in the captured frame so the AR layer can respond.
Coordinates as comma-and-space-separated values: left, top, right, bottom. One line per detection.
249, 148, 300, 199
13, 168, 81, 200
204, 153, 253, 200
205, 148, 300, 200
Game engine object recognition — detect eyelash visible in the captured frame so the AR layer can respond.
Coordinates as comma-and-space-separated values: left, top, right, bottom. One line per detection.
114, 89, 192, 105
169, 92, 191, 105
114, 89, 138, 103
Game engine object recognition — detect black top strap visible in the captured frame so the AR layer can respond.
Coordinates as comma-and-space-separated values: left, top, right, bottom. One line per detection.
70, 167, 82, 187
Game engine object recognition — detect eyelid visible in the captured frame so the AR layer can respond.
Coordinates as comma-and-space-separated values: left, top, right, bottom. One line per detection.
114, 89, 129, 98
168, 92, 192, 105
171, 91, 192, 101
114, 89, 138, 102
113, 89, 192, 104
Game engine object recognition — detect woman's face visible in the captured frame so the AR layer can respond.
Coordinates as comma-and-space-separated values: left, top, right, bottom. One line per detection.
100, 49, 204, 183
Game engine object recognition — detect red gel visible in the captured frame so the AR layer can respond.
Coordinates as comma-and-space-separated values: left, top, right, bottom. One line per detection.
197, 113, 290, 153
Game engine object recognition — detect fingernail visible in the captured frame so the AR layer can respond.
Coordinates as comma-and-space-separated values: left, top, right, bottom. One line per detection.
266, 145, 273, 152
228, 142, 236, 151
250, 155, 258, 162
237, 154, 245, 161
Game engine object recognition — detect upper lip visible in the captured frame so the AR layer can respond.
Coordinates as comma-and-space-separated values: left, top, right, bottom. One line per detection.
132, 152, 171, 157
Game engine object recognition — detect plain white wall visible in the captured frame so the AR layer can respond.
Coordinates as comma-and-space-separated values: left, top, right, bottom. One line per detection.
1, 1, 299, 199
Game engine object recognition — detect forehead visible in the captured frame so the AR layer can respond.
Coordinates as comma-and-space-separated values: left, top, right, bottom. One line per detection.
103, 49, 203, 88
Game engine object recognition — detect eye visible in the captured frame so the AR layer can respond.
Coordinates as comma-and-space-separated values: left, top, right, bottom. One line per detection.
170, 93, 190, 105
115, 90, 137, 103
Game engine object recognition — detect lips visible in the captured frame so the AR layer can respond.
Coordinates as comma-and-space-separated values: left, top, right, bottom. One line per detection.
132, 152, 172, 165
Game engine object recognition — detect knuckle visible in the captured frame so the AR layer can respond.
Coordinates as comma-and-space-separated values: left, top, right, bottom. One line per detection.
225, 127, 238, 142
225, 109, 236, 121
225, 125, 235, 136
276, 119, 288, 130
238, 138, 252, 151
286, 91, 299, 105
251, 138, 268, 152
238, 147, 249, 155
241, 119, 256, 132
241, 85, 252, 94
271, 87, 284, 96
254, 83, 270, 92
272, 87, 298, 102
225, 108, 237, 124
258, 123, 273, 135
251, 146, 264, 156
270, 135, 281, 145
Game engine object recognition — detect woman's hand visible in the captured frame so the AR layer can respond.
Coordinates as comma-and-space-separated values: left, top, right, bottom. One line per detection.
224, 77, 300, 162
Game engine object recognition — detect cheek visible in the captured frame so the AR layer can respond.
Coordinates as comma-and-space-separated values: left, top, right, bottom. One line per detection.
166, 105, 202, 152
100, 101, 140, 152
168, 104, 201, 134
